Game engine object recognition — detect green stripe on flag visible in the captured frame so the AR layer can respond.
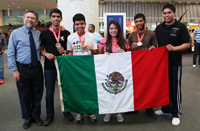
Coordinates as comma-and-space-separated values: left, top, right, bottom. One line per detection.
56, 55, 99, 114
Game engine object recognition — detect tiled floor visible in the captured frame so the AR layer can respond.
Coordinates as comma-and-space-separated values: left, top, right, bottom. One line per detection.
0, 51, 200, 131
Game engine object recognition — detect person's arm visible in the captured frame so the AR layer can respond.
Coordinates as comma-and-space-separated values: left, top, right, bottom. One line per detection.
191, 34, 196, 47
40, 46, 56, 60
7, 32, 20, 82
166, 43, 190, 51
149, 32, 158, 51
68, 51, 73, 55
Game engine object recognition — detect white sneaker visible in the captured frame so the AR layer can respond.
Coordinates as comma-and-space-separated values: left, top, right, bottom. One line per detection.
75, 113, 83, 123
193, 65, 196, 68
172, 117, 180, 126
154, 110, 171, 116
116, 113, 124, 122
88, 114, 97, 122
104, 114, 111, 122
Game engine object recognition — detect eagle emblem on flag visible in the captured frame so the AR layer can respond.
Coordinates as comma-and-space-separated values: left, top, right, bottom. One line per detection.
102, 71, 128, 94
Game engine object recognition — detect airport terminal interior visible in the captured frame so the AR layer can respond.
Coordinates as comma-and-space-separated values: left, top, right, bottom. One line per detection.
0, 0, 200, 131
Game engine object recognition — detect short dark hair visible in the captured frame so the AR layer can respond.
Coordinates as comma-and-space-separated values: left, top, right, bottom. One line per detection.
24, 10, 38, 20
73, 13, 85, 24
49, 8, 62, 18
162, 4, 176, 13
89, 24, 95, 31
134, 13, 146, 21
46, 22, 52, 29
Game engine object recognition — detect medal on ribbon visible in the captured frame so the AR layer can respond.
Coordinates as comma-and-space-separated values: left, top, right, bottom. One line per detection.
50, 27, 61, 48
77, 32, 86, 53
137, 29, 146, 47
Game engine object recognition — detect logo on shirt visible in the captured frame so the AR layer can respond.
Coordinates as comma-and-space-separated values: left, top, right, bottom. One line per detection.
102, 72, 128, 95
60, 36, 64, 41
171, 28, 179, 37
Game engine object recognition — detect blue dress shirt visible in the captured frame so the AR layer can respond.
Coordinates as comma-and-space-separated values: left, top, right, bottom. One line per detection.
94, 32, 103, 44
7, 25, 41, 73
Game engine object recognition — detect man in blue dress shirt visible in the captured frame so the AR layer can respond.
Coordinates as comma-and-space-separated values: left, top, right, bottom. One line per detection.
7, 10, 44, 129
88, 24, 103, 44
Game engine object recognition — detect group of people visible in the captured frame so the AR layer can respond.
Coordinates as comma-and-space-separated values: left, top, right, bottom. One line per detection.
6, 3, 190, 129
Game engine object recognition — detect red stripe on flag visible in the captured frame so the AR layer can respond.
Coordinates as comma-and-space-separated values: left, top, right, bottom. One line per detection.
131, 46, 170, 111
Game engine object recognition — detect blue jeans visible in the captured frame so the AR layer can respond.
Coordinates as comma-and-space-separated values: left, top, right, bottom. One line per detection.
45, 69, 57, 116
193, 42, 200, 65
0, 54, 4, 80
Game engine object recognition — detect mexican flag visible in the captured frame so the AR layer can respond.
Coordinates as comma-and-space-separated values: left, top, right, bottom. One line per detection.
55, 46, 169, 114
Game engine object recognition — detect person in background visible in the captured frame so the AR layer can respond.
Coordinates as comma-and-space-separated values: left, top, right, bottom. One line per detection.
88, 24, 103, 44
0, 28, 6, 84
192, 22, 200, 68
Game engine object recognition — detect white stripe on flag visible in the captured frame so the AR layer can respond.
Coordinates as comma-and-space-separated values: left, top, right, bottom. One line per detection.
94, 52, 134, 114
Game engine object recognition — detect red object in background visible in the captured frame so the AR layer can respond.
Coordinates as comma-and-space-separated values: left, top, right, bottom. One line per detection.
39, 28, 43, 32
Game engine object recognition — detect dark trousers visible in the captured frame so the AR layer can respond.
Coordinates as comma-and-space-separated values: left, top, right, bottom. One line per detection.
16, 62, 43, 120
44, 69, 57, 116
193, 42, 200, 65
161, 66, 182, 118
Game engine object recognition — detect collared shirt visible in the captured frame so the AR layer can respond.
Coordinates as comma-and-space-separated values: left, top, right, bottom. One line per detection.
7, 25, 41, 73
155, 19, 190, 66
193, 27, 200, 43
94, 32, 103, 44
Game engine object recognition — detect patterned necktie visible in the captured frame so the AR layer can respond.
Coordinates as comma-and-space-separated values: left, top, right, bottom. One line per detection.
28, 31, 38, 66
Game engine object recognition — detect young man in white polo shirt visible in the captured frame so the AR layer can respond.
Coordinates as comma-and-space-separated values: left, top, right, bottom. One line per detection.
67, 13, 97, 123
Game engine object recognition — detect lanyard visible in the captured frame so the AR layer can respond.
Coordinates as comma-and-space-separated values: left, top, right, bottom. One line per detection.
112, 38, 118, 47
77, 32, 86, 47
137, 29, 146, 42
50, 27, 61, 43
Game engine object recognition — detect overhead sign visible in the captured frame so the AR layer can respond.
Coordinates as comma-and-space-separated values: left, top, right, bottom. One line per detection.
104, 13, 126, 38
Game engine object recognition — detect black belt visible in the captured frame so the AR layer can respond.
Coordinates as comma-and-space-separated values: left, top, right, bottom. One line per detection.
17, 62, 34, 68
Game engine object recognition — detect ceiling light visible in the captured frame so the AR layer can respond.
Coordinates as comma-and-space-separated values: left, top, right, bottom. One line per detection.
18, 6, 19, 8
13, 3, 14, 4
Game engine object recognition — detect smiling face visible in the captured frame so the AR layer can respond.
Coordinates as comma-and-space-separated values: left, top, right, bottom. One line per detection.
134, 17, 146, 31
74, 20, 86, 36
49, 13, 62, 27
23, 12, 37, 30
109, 24, 118, 38
163, 8, 176, 25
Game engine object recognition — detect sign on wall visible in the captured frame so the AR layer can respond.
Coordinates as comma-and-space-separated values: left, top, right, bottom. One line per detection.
104, 13, 126, 38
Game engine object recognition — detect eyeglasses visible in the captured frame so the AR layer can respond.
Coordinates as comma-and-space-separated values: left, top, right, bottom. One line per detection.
109, 27, 118, 30
163, 11, 173, 15
25, 16, 36, 20
51, 15, 61, 18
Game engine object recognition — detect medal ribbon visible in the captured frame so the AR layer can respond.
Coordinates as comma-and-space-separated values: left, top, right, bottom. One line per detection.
137, 29, 146, 42
51, 27, 61, 43
112, 39, 118, 47
77, 32, 86, 47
